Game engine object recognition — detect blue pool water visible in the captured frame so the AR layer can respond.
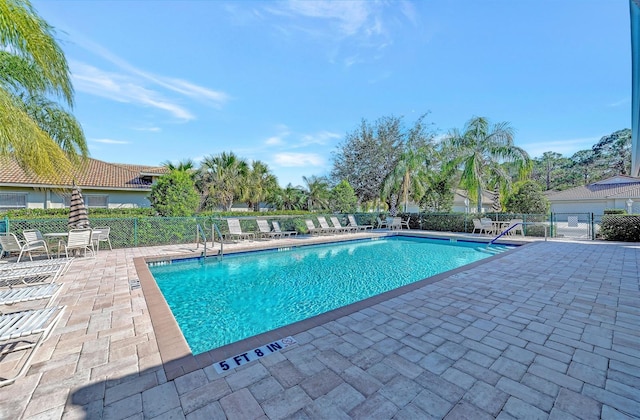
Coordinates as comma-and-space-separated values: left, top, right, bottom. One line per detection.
149, 236, 510, 354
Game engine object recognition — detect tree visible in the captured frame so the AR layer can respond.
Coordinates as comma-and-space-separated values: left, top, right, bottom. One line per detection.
149, 170, 199, 216
591, 128, 631, 176
504, 180, 549, 214
197, 152, 248, 211
445, 116, 531, 212
531, 152, 570, 191
241, 160, 279, 211
330, 180, 358, 213
0, 0, 88, 179
302, 175, 330, 211
331, 116, 405, 205
269, 183, 306, 210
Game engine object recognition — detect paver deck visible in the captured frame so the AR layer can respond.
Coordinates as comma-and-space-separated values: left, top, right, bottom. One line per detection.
0, 232, 638, 419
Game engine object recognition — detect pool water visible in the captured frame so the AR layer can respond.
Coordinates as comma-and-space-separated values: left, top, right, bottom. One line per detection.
149, 236, 509, 354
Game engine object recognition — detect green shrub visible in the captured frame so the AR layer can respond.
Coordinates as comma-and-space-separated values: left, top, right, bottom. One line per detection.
603, 208, 626, 215
600, 215, 640, 241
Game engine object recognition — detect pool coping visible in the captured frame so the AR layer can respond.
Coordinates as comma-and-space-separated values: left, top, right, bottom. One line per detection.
135, 233, 537, 381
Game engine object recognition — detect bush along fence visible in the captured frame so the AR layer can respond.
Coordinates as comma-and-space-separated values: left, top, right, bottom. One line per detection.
0, 211, 634, 249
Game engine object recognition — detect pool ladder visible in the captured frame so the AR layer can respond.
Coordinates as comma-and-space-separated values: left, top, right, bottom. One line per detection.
196, 223, 224, 260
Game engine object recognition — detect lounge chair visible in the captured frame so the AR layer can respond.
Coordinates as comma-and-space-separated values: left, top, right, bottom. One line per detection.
225, 219, 255, 242
256, 219, 280, 239
272, 221, 297, 237
0, 264, 65, 287
376, 217, 389, 229
58, 228, 95, 258
0, 306, 66, 387
347, 215, 373, 231
0, 258, 74, 276
480, 217, 496, 235
305, 219, 330, 236
0, 233, 49, 262
330, 216, 357, 234
316, 216, 339, 234
0, 283, 62, 308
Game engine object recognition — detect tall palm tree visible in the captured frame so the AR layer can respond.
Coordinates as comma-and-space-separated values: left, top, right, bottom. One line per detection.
302, 175, 330, 211
270, 183, 306, 211
197, 152, 248, 211
0, 0, 87, 178
382, 144, 433, 214
241, 160, 279, 211
446, 116, 531, 213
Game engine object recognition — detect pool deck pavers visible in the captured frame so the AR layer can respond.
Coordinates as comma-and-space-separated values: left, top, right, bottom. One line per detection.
0, 232, 639, 419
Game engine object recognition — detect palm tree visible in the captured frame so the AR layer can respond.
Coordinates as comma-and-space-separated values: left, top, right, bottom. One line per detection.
241, 160, 279, 211
270, 183, 306, 210
302, 175, 330, 211
446, 116, 531, 213
382, 144, 433, 214
161, 159, 195, 172
197, 152, 248, 211
0, 0, 88, 178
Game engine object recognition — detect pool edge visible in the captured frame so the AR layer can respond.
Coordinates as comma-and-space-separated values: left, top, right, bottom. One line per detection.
135, 234, 537, 381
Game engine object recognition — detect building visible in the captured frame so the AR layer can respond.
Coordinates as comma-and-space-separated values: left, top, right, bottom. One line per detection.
546, 175, 640, 215
0, 157, 166, 210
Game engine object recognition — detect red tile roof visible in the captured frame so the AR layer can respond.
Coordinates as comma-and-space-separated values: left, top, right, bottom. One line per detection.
0, 156, 167, 190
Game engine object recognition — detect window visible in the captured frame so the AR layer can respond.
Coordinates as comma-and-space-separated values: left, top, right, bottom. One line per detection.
85, 195, 108, 208
0, 193, 27, 209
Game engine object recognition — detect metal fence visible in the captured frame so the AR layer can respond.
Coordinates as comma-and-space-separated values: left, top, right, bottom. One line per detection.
0, 212, 616, 249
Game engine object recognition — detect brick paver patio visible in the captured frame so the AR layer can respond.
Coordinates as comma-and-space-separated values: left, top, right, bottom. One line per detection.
0, 233, 638, 419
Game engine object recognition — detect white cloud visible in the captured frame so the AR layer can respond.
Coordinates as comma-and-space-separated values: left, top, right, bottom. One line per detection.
265, 136, 284, 145
133, 127, 161, 132
297, 131, 341, 147
273, 152, 324, 167
607, 97, 630, 108
71, 62, 195, 121
92, 138, 129, 144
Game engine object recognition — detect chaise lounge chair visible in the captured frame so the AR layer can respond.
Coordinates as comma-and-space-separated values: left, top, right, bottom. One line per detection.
347, 215, 373, 231
0, 264, 66, 287
225, 219, 255, 242
0, 283, 62, 308
256, 219, 281, 239
330, 216, 357, 234
0, 306, 66, 387
316, 216, 339, 234
305, 219, 330, 236
272, 221, 297, 237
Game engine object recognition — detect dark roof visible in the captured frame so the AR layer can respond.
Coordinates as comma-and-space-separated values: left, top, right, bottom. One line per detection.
546, 176, 640, 201
0, 156, 167, 190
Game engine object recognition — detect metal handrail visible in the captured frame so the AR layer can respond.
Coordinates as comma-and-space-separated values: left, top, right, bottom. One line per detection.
195, 224, 207, 258
211, 223, 223, 260
489, 222, 548, 246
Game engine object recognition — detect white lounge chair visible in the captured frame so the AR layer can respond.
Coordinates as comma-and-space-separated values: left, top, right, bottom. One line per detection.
316, 216, 338, 234
0, 233, 48, 262
472, 218, 488, 234
0, 258, 74, 276
225, 219, 255, 242
506, 219, 524, 236
347, 215, 373, 231
22, 230, 50, 259
305, 219, 329, 236
0, 283, 62, 308
0, 264, 65, 287
256, 219, 280, 239
58, 228, 95, 258
0, 306, 66, 387
330, 216, 357, 234
272, 221, 297, 237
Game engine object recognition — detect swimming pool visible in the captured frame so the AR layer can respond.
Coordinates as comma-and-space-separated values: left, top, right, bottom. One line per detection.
149, 236, 510, 354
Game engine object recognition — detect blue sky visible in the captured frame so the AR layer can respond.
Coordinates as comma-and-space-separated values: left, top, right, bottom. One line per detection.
33, 0, 630, 187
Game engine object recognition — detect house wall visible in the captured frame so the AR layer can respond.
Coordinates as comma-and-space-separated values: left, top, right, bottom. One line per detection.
0, 186, 151, 209
548, 199, 634, 215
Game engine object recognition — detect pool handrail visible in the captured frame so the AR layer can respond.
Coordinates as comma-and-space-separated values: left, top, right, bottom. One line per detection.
489, 222, 548, 246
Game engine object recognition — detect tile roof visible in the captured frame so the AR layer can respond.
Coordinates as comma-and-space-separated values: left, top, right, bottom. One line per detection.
0, 156, 167, 190
546, 176, 640, 200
